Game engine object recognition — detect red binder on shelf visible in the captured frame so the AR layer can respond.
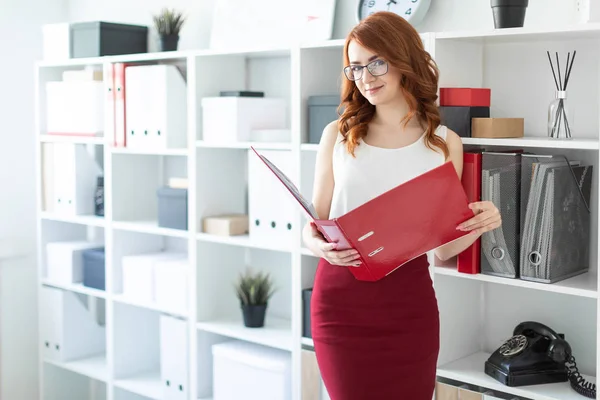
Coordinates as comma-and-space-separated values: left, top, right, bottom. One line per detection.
251, 147, 475, 281
457, 152, 482, 274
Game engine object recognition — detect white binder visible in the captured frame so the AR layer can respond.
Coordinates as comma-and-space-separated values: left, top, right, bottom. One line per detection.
247, 149, 297, 247
40, 286, 106, 362
125, 65, 187, 150
160, 315, 188, 400
51, 143, 102, 215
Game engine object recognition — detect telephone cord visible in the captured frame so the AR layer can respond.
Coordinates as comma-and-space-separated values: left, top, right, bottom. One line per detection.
566, 355, 596, 399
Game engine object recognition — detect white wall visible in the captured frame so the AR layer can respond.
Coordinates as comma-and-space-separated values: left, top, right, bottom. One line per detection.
66, 0, 586, 52
0, 0, 69, 398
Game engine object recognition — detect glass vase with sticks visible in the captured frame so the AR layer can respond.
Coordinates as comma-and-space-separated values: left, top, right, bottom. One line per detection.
547, 50, 577, 139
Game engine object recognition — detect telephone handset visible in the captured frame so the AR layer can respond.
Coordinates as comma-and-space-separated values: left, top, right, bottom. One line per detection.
485, 321, 596, 399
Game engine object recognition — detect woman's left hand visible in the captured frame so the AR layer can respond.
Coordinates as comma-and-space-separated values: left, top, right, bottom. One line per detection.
456, 201, 502, 236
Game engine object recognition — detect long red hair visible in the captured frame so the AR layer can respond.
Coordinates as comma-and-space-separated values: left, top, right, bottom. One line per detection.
337, 11, 448, 159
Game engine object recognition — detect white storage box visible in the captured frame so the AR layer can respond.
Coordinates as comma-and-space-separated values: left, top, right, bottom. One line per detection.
201, 97, 286, 143
46, 81, 104, 136
121, 252, 186, 303
46, 241, 104, 284
39, 286, 105, 362
125, 64, 187, 150
212, 340, 291, 400
248, 149, 297, 247
154, 257, 189, 314
42, 23, 70, 61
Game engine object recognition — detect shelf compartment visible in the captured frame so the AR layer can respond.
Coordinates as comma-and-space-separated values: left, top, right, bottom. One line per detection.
434, 267, 597, 299
197, 316, 292, 352
437, 351, 597, 400
44, 353, 108, 382
111, 152, 188, 228
114, 370, 163, 400
196, 241, 293, 352
113, 302, 163, 398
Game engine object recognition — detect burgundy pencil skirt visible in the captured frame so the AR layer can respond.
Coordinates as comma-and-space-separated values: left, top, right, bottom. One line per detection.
311, 254, 440, 400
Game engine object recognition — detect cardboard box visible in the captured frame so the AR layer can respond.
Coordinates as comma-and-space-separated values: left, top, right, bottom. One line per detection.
435, 382, 458, 400
203, 214, 249, 236
472, 118, 524, 138
458, 388, 483, 400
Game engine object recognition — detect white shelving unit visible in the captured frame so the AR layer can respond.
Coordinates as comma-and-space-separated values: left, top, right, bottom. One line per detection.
34, 21, 599, 400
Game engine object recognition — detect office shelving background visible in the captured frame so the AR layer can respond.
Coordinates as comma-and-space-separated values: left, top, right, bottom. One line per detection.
35, 22, 599, 400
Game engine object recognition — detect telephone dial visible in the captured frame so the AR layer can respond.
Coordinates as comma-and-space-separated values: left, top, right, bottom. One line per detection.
485, 321, 596, 399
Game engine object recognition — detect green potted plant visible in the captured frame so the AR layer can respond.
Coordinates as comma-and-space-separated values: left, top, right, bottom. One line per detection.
234, 268, 276, 328
153, 8, 186, 51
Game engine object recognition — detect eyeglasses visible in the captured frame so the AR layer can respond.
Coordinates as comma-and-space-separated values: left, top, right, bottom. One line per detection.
343, 59, 388, 81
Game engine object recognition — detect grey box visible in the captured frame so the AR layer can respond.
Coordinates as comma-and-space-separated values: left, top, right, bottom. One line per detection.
157, 187, 188, 230
82, 248, 105, 291
70, 21, 148, 58
302, 288, 312, 338
308, 95, 340, 144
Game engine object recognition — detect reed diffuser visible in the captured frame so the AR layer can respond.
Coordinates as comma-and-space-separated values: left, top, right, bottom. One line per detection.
546, 50, 577, 139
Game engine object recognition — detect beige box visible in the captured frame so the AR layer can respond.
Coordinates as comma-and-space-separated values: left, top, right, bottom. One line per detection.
458, 387, 483, 400
202, 214, 249, 236
472, 118, 524, 138
435, 382, 458, 400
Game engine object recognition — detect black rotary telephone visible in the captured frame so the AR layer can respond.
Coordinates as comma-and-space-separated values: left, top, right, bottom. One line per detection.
485, 321, 596, 398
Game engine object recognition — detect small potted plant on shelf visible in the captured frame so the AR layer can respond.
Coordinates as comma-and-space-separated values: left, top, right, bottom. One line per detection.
235, 268, 276, 328
153, 7, 186, 51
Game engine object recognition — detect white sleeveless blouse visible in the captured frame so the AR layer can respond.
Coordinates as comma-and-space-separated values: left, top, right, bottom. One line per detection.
329, 125, 448, 219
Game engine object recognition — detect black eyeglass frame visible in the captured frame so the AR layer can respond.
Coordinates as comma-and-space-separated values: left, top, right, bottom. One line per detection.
343, 59, 389, 81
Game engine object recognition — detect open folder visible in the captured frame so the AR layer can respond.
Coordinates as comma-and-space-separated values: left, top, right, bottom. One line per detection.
251, 146, 474, 281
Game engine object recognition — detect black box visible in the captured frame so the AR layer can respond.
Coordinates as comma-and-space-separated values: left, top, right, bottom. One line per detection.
302, 288, 313, 338
439, 106, 490, 137
70, 21, 148, 58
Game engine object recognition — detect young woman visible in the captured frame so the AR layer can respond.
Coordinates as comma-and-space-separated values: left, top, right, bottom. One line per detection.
302, 11, 502, 400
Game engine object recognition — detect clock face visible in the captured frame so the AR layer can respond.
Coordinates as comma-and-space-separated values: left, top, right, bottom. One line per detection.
357, 0, 431, 25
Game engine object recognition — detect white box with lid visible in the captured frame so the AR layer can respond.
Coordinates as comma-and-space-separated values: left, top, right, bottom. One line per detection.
212, 340, 291, 400
201, 97, 286, 144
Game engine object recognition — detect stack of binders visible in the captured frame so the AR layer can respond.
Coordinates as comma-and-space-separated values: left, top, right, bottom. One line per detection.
519, 154, 592, 283
439, 88, 491, 137
479, 151, 593, 284
105, 63, 187, 149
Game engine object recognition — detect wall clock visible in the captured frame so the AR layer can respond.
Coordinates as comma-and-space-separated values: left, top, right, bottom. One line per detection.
357, 0, 432, 26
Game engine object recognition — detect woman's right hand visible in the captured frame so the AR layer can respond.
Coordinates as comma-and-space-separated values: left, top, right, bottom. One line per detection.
307, 222, 362, 267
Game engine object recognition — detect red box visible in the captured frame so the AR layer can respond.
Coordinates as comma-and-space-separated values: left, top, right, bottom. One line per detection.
440, 88, 491, 107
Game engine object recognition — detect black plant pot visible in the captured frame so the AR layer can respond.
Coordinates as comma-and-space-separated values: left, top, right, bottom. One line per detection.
159, 34, 179, 51
241, 304, 267, 328
491, 0, 528, 29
